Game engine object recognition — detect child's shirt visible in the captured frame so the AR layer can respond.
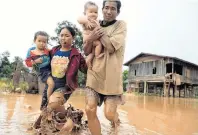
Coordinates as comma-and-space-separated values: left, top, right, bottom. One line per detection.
25, 46, 51, 73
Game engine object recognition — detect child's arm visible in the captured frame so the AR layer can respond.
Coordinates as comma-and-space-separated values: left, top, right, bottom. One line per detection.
25, 47, 35, 67
77, 16, 88, 25
77, 16, 95, 29
25, 58, 33, 67
25, 57, 42, 67
25, 47, 42, 67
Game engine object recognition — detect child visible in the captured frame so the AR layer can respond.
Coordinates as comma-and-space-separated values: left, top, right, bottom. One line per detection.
25, 31, 54, 102
77, 1, 104, 69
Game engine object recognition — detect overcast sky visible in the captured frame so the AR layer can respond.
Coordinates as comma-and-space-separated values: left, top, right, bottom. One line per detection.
0, 0, 198, 68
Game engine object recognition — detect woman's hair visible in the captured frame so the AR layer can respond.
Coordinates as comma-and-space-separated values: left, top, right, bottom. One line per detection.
58, 26, 76, 37
84, 1, 98, 12
34, 31, 49, 41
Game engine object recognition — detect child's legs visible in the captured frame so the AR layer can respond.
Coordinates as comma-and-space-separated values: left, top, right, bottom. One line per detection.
47, 76, 55, 99
40, 83, 48, 110
93, 40, 102, 56
83, 32, 90, 43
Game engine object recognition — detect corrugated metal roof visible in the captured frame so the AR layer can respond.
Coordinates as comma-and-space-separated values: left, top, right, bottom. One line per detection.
124, 52, 198, 67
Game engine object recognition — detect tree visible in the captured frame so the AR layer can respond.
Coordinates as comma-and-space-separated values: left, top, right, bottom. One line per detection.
123, 70, 128, 91
11, 56, 29, 88
11, 56, 28, 72
0, 51, 12, 78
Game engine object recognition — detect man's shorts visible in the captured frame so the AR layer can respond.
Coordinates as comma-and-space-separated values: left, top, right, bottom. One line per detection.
85, 87, 123, 106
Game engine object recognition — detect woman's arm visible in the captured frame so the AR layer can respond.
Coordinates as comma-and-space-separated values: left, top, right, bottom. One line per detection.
79, 54, 88, 74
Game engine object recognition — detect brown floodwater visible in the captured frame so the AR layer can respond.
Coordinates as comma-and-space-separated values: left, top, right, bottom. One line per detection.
0, 91, 198, 135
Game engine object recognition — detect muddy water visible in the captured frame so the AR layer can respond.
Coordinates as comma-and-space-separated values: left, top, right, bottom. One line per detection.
0, 91, 198, 135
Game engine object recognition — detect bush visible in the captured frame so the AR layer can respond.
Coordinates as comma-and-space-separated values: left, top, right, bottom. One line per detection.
0, 79, 14, 92
0, 79, 29, 92
19, 82, 29, 91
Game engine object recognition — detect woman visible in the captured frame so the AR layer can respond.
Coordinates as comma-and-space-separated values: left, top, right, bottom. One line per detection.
40, 26, 87, 110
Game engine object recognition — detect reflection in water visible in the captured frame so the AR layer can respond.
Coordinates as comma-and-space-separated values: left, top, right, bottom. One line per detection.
0, 92, 198, 135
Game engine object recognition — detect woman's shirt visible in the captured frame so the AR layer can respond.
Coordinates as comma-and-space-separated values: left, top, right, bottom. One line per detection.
51, 49, 71, 83
50, 46, 87, 90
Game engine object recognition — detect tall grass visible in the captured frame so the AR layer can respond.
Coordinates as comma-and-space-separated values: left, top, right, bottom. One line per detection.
0, 78, 29, 93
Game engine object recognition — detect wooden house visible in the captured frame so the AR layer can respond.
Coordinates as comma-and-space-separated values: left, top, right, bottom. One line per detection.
124, 53, 198, 97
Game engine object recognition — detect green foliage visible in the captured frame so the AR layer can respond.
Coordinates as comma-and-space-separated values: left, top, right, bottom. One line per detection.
122, 70, 128, 91
78, 71, 86, 87
0, 78, 29, 92
0, 79, 14, 92
0, 51, 28, 83
19, 82, 29, 91
12, 56, 28, 72
50, 20, 83, 53
0, 51, 12, 78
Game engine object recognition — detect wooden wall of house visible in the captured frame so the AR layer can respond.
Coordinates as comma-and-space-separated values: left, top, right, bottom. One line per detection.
183, 66, 198, 84
128, 56, 198, 85
128, 56, 165, 80
172, 60, 198, 85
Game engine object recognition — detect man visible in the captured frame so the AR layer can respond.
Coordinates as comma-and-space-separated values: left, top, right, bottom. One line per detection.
83, 0, 127, 134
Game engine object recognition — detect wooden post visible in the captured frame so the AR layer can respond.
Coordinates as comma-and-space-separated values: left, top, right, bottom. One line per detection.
192, 86, 195, 98
164, 81, 169, 97
144, 81, 147, 94
161, 83, 164, 96
184, 84, 186, 98
187, 85, 188, 97
173, 86, 175, 97
163, 82, 166, 96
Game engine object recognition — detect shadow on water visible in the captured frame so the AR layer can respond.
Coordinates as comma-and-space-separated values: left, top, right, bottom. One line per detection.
0, 91, 198, 135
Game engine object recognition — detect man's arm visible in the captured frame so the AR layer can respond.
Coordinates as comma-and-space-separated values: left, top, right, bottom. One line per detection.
100, 21, 127, 54
83, 39, 93, 56
79, 53, 88, 74
83, 27, 104, 56
100, 35, 115, 53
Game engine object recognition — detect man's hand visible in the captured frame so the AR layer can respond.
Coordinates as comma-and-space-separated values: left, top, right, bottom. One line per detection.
87, 26, 104, 42
83, 26, 104, 56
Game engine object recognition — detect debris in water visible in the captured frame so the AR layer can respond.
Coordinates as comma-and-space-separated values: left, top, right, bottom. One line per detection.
31, 91, 88, 135
24, 105, 32, 109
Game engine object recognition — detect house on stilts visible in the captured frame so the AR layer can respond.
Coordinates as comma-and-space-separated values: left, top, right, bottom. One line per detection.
124, 52, 198, 98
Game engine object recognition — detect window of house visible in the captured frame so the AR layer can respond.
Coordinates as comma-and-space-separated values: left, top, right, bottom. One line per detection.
153, 67, 157, 74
